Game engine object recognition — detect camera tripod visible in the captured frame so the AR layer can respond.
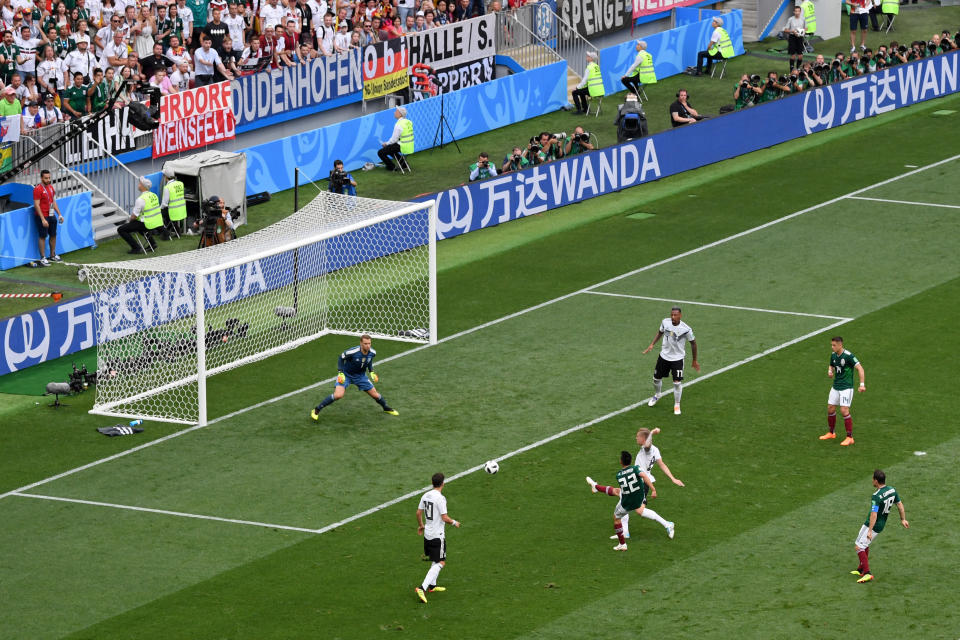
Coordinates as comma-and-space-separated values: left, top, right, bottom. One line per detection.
198, 217, 232, 248
431, 89, 460, 153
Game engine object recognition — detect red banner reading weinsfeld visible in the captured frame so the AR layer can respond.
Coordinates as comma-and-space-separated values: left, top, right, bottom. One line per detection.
152, 109, 236, 158
153, 81, 236, 158
632, 0, 702, 18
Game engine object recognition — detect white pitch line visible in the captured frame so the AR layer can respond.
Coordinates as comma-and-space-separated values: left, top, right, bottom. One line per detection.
847, 196, 960, 210
10, 318, 850, 533
10, 492, 319, 534
2, 153, 958, 504
582, 291, 851, 321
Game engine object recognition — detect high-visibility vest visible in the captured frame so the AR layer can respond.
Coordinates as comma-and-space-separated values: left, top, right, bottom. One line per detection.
398, 118, 414, 155
708, 27, 735, 58
880, 0, 898, 14
802, 0, 818, 33
586, 61, 605, 97
139, 191, 163, 229
637, 50, 657, 84
164, 180, 187, 222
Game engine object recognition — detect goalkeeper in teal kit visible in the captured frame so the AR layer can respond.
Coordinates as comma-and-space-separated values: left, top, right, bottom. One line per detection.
311, 334, 399, 419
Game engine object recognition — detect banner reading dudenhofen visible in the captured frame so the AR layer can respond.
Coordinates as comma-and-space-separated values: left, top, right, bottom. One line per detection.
363, 38, 409, 100
406, 14, 495, 70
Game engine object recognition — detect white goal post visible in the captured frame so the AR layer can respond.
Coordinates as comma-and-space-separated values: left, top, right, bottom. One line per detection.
79, 191, 437, 426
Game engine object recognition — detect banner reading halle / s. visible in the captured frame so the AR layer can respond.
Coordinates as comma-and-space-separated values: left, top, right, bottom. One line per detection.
153, 81, 236, 158
362, 38, 409, 100
406, 14, 495, 70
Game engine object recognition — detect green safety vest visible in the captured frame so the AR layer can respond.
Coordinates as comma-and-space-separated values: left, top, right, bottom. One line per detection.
637, 50, 657, 84
586, 61, 605, 97
802, 0, 818, 33
880, 0, 898, 14
398, 118, 414, 155
139, 191, 163, 229
708, 27, 735, 58
165, 180, 187, 221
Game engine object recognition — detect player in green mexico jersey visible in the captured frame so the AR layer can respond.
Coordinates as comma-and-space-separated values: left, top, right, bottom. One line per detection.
852, 469, 908, 583
586, 450, 674, 551
819, 336, 866, 446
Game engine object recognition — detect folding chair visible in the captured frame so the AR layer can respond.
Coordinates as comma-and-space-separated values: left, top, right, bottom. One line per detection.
394, 152, 411, 174
587, 95, 604, 118
883, 14, 896, 33
635, 85, 649, 103
803, 35, 816, 54
710, 58, 728, 80
133, 231, 156, 254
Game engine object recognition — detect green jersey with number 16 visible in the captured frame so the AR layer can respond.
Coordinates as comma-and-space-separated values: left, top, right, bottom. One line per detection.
865, 485, 900, 533
616, 464, 648, 511
830, 349, 859, 391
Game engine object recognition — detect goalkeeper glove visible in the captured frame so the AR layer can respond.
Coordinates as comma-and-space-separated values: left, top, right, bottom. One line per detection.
369, 372, 379, 383
336, 372, 346, 384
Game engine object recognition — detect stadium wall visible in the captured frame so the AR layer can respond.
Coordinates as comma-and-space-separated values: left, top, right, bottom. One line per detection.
0, 187, 94, 270
2, 50, 957, 375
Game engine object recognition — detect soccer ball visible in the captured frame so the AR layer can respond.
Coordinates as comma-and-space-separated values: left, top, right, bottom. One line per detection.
484, 460, 499, 474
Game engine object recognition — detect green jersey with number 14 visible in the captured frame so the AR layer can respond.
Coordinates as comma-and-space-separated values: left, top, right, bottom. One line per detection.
616, 464, 648, 511
865, 485, 900, 533
830, 349, 859, 390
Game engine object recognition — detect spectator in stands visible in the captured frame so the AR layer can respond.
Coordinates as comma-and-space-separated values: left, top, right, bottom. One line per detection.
103, 30, 129, 74
8, 72, 27, 103
694, 16, 732, 76
403, 13, 415, 32
156, 5, 176, 48
435, 0, 452, 25
170, 59, 192, 90
334, 6, 352, 31
299, 41, 319, 61
60, 71, 87, 118
414, 10, 426, 31
334, 19, 350, 54
140, 41, 173, 79
563, 127, 594, 156
132, 5, 156, 60
315, 13, 334, 56
378, 105, 413, 172
194, 34, 232, 85
259, 24, 281, 66
126, 51, 142, 82
278, 18, 299, 65
37, 45, 63, 96
15, 24, 43, 80
21, 99, 42, 129
40, 92, 62, 123
223, 3, 246, 55
51, 26, 72, 59
397, 0, 416, 23
220, 36, 240, 70
260, 0, 287, 31
240, 35, 264, 72
669, 89, 701, 127
150, 66, 177, 94
501, 146, 529, 173
782, 5, 806, 71
380, 14, 403, 39
86, 66, 111, 110
423, 9, 436, 28
0, 85, 20, 116
166, 35, 190, 66
469, 152, 497, 181
204, 7, 229, 54
176, 0, 194, 47
621, 39, 655, 99
0, 30, 24, 86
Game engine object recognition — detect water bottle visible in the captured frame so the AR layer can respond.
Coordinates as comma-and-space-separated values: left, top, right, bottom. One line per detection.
128, 419, 142, 427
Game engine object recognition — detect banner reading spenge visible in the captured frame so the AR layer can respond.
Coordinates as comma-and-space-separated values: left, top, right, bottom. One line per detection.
632, 0, 703, 19
153, 81, 236, 158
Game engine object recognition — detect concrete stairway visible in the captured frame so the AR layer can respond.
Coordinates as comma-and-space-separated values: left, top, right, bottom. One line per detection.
724, 0, 761, 41
49, 170, 125, 244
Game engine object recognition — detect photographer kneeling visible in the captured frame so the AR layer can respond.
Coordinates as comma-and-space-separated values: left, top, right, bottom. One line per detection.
501, 146, 531, 173
469, 152, 498, 181
734, 74, 762, 110
328, 159, 357, 195
563, 127, 594, 156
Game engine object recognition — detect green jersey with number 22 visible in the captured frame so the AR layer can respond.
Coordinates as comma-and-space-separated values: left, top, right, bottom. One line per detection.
616, 464, 648, 511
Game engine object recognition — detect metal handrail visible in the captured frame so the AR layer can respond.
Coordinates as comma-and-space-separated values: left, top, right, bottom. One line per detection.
495, 8, 564, 70
506, 1, 597, 79
64, 131, 140, 218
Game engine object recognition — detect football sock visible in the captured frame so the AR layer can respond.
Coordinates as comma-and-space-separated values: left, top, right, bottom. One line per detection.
595, 484, 616, 496
827, 412, 836, 433
375, 395, 389, 409
422, 562, 443, 591
317, 394, 336, 410
844, 414, 853, 437
620, 513, 630, 538
673, 382, 683, 404
857, 549, 869, 574
614, 525, 625, 545
641, 508, 669, 528
653, 377, 662, 397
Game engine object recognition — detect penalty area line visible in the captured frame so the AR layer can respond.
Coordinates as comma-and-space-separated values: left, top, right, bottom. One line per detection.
581, 291, 852, 321
846, 196, 960, 210
7, 318, 849, 534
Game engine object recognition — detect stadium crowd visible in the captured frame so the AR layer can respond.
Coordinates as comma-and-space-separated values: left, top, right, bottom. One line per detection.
0, 0, 520, 126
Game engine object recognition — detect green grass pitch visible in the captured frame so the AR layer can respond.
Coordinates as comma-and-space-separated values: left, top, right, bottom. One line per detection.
1, 93, 960, 639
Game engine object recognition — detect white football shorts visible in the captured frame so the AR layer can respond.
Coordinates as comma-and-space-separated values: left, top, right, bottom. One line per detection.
829, 387, 854, 407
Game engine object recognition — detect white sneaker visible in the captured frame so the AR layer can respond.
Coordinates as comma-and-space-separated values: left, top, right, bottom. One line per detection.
586, 476, 597, 493
50, 254, 62, 262
613, 543, 628, 551
850, 46, 856, 53
860, 44, 866, 51
667, 521, 675, 539
673, 404, 681, 416
39, 257, 50, 266
648, 394, 659, 407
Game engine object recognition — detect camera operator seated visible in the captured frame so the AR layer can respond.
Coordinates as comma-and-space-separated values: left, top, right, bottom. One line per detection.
198, 195, 237, 244
501, 146, 530, 173
758, 72, 790, 103
563, 127, 594, 156
328, 159, 357, 195
469, 152, 498, 181
669, 89, 702, 127
734, 74, 762, 110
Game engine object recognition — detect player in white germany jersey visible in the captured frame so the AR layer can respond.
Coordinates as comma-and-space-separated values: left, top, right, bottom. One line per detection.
415, 472, 461, 604
642, 306, 700, 415
617, 427, 683, 539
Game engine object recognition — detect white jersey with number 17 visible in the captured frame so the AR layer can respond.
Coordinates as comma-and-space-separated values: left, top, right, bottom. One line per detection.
659, 318, 695, 361
418, 488, 448, 540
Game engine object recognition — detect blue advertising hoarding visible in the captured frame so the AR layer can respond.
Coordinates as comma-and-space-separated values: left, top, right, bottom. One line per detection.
0, 187, 94, 270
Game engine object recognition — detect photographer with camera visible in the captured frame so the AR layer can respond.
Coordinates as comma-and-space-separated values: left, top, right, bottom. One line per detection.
734, 74, 762, 110
501, 146, 531, 173
563, 127, 594, 156
328, 159, 357, 195
828, 55, 847, 83
799, 61, 824, 87
669, 89, 702, 127
528, 131, 562, 165
197, 194, 237, 247
469, 152, 498, 181
890, 42, 908, 64
758, 71, 790, 103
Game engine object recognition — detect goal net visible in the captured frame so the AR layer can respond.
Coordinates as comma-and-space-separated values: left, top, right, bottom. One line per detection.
79, 191, 436, 425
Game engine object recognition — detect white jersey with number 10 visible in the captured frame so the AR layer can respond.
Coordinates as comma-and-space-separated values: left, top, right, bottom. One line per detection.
419, 488, 448, 540
659, 318, 695, 361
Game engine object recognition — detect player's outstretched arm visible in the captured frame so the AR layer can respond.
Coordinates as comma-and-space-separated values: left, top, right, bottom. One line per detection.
642, 330, 664, 355
897, 502, 908, 528
657, 459, 685, 487
855, 363, 865, 392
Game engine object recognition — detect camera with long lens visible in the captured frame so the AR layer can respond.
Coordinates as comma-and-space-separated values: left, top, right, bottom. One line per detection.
528, 137, 541, 153
329, 168, 348, 192
750, 74, 762, 85
574, 131, 590, 143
